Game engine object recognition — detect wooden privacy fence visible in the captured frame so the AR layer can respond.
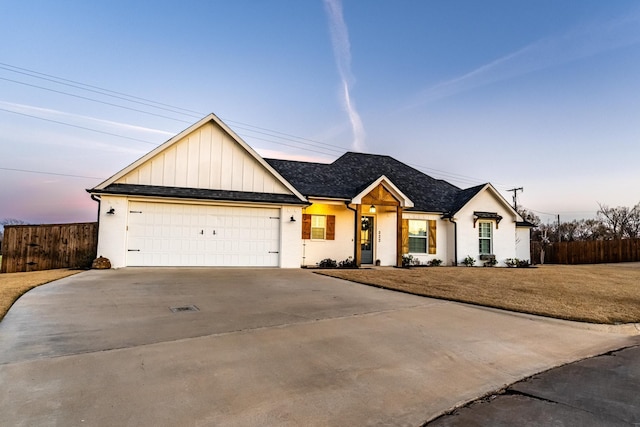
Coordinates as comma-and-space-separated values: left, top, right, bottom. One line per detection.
1, 222, 98, 273
531, 238, 640, 265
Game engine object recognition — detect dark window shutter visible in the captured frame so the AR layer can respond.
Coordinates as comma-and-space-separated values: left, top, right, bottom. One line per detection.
402, 219, 409, 254
302, 214, 311, 239
326, 215, 335, 240
428, 220, 437, 254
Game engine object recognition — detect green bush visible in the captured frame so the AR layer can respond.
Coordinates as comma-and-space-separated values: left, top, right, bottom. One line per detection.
506, 258, 531, 268
401, 254, 414, 267
483, 257, 498, 267
317, 258, 337, 268
462, 255, 476, 267
338, 257, 357, 268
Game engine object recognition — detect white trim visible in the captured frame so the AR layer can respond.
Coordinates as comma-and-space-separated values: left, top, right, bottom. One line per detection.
350, 175, 414, 208
91, 113, 307, 203
455, 184, 520, 221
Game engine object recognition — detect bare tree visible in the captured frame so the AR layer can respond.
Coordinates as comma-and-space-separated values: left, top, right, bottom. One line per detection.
625, 202, 640, 238
0, 218, 29, 227
517, 208, 541, 226
0, 218, 29, 250
597, 203, 640, 239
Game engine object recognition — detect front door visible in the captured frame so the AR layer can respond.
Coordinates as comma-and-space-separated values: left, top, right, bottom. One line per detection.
361, 215, 374, 264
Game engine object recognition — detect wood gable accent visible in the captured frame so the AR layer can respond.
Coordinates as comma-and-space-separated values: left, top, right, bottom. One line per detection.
361, 184, 401, 207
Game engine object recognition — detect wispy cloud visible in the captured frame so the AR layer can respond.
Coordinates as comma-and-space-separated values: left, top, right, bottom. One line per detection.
410, 10, 640, 107
0, 101, 174, 136
323, 0, 366, 151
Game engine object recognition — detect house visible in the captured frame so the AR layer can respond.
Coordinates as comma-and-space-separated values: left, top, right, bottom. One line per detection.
88, 113, 532, 268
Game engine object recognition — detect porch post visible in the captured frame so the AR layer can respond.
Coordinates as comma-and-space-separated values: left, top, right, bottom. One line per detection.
355, 204, 362, 266
396, 207, 403, 267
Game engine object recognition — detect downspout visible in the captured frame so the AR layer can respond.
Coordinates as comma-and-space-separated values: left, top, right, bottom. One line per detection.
90, 193, 101, 261
447, 215, 458, 266
301, 206, 307, 267
90, 194, 101, 221
345, 202, 358, 261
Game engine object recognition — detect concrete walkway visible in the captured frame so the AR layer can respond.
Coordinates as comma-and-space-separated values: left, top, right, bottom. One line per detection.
0, 268, 637, 426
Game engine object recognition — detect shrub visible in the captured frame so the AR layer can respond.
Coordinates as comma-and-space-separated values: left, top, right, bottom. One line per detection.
338, 256, 357, 268
428, 259, 443, 267
462, 255, 475, 267
401, 254, 414, 267
317, 258, 337, 268
506, 258, 531, 268
483, 257, 498, 267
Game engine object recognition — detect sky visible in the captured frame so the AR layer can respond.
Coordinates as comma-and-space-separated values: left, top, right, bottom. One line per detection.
1, 0, 640, 227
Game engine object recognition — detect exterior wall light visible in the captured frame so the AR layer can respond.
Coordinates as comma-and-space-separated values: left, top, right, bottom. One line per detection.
106, 207, 115, 215
369, 205, 376, 213
290, 215, 296, 222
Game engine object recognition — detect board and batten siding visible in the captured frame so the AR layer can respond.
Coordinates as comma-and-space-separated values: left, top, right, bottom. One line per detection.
117, 122, 290, 194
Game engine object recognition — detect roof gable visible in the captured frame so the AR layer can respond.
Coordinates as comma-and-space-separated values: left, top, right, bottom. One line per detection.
91, 114, 306, 201
266, 152, 460, 212
449, 183, 520, 219
351, 176, 414, 208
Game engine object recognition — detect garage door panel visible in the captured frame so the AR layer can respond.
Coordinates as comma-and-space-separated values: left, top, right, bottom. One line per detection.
126, 202, 280, 267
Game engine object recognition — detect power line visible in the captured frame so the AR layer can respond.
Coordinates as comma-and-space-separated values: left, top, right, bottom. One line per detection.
0, 108, 160, 145
1, 75, 349, 155
0, 166, 103, 180
407, 161, 513, 189
0, 62, 203, 117
0, 62, 521, 188
0, 77, 194, 124
0, 107, 342, 157
239, 134, 341, 157
0, 62, 349, 153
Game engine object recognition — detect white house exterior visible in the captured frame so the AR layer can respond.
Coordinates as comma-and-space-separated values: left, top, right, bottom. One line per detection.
88, 114, 532, 268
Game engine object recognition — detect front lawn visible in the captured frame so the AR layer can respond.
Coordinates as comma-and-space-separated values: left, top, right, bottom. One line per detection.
0, 269, 81, 321
317, 264, 640, 324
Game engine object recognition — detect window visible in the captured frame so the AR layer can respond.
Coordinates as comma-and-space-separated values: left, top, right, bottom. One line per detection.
478, 222, 492, 254
302, 214, 335, 240
408, 220, 427, 253
311, 215, 326, 239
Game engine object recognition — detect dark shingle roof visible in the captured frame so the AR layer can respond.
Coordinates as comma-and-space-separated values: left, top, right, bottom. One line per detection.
89, 184, 307, 205
447, 184, 486, 216
266, 152, 472, 213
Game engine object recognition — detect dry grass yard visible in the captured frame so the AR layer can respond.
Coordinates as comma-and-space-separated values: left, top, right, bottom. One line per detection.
0, 269, 80, 321
317, 264, 640, 324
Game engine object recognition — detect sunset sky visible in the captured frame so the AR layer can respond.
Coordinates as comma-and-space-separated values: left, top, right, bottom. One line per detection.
2, 0, 639, 227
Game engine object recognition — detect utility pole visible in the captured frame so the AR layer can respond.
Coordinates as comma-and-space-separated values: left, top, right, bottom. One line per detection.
507, 187, 524, 211
558, 214, 561, 242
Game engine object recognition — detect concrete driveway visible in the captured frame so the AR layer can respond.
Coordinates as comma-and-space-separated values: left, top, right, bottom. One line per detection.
0, 268, 637, 426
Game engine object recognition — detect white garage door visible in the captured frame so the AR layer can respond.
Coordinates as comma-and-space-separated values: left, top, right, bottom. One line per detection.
126, 201, 280, 267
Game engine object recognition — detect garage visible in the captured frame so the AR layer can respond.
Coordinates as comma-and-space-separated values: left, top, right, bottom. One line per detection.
126, 201, 281, 267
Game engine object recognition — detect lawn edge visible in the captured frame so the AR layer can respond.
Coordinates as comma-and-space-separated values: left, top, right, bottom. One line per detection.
0, 270, 82, 322
314, 270, 632, 326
